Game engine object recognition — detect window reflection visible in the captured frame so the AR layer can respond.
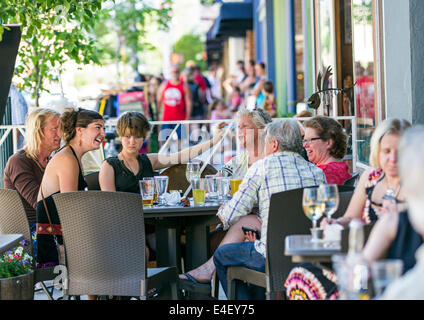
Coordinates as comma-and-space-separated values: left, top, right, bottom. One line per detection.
352, 0, 376, 164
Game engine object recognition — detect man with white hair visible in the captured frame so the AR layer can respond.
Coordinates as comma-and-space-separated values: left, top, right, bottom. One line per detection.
213, 118, 327, 300
381, 126, 424, 300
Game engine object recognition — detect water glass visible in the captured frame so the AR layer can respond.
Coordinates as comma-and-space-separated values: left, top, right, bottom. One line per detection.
371, 259, 403, 297
332, 254, 370, 300
191, 178, 206, 207
139, 178, 155, 208
206, 175, 219, 202
154, 176, 169, 206
216, 177, 230, 203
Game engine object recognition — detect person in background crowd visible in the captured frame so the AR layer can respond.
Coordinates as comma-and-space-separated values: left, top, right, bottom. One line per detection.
235, 60, 248, 84
207, 66, 222, 101
3, 108, 61, 254
303, 116, 352, 185
208, 99, 232, 121
261, 81, 277, 118
380, 126, 424, 299
252, 61, 267, 108
239, 60, 257, 94
213, 119, 326, 300
156, 65, 192, 149
229, 86, 242, 112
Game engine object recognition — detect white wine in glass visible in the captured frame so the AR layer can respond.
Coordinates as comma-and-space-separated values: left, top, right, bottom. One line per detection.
302, 187, 325, 230
319, 184, 340, 219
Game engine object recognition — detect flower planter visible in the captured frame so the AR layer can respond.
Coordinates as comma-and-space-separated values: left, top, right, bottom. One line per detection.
0, 271, 34, 300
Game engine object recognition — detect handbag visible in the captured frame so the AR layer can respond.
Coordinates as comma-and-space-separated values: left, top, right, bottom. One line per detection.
41, 187, 65, 265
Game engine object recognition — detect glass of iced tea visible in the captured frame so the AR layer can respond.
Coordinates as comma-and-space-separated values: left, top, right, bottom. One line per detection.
139, 178, 155, 208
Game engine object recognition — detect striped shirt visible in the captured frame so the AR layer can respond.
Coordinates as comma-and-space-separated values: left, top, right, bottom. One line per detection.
217, 151, 327, 257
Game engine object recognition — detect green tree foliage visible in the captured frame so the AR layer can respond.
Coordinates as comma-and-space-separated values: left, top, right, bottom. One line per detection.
0, 0, 105, 107
94, 0, 173, 74
173, 34, 206, 71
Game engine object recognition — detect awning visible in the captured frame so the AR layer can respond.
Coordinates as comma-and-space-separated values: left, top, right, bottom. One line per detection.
209, 1, 253, 39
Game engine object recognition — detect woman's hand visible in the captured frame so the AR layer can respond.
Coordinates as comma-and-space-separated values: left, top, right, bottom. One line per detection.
213, 122, 229, 143
320, 217, 337, 229
245, 231, 257, 242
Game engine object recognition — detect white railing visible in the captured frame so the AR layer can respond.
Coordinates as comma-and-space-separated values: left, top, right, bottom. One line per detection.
0, 116, 359, 173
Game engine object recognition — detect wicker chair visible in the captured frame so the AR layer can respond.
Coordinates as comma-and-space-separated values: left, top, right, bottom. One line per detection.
344, 172, 360, 187
52, 191, 178, 299
0, 188, 57, 300
226, 186, 354, 300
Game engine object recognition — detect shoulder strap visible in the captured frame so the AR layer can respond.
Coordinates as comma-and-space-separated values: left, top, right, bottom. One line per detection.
68, 145, 84, 177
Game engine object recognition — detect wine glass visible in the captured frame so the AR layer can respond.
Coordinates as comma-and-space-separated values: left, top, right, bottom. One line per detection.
186, 161, 201, 185
302, 187, 325, 242
318, 184, 340, 219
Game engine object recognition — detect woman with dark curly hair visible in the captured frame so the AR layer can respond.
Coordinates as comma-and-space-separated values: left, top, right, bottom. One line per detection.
303, 116, 351, 185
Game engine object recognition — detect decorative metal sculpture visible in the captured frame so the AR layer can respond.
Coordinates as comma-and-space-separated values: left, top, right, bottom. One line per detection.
307, 66, 356, 115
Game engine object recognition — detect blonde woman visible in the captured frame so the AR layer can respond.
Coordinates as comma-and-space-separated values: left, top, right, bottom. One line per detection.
4, 108, 61, 247
323, 118, 411, 228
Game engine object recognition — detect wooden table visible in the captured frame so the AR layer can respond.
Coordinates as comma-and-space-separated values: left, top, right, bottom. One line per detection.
144, 203, 220, 272
284, 235, 341, 264
0, 234, 24, 254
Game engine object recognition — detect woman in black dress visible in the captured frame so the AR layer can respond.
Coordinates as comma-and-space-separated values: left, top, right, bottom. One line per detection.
36, 108, 105, 268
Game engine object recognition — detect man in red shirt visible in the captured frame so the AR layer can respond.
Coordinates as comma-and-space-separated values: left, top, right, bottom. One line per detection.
157, 65, 192, 147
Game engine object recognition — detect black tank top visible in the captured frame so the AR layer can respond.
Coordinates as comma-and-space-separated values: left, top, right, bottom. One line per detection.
36, 145, 87, 267
387, 211, 423, 274
105, 154, 155, 194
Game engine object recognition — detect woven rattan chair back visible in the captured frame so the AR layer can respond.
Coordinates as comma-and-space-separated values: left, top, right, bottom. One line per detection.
53, 191, 148, 297
0, 188, 32, 245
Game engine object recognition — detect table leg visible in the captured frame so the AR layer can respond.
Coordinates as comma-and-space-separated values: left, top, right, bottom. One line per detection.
155, 225, 182, 273
185, 216, 217, 271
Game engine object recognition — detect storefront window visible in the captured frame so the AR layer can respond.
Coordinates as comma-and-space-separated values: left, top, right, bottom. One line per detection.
352, 0, 377, 165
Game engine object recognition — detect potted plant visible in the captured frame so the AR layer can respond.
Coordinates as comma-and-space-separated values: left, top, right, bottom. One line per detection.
0, 240, 34, 300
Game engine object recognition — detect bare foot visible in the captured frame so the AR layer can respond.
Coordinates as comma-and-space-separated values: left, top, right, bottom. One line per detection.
179, 261, 215, 284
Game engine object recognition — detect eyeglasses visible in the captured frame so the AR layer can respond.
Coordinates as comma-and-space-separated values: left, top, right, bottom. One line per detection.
302, 137, 322, 145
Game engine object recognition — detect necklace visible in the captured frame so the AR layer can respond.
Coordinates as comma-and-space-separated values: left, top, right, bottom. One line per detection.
120, 153, 139, 175
385, 178, 401, 198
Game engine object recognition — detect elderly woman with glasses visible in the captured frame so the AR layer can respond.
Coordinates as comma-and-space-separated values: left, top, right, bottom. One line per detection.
303, 116, 352, 185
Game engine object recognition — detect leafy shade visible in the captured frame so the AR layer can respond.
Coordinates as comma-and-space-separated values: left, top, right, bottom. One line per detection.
173, 34, 206, 71
0, 0, 104, 107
